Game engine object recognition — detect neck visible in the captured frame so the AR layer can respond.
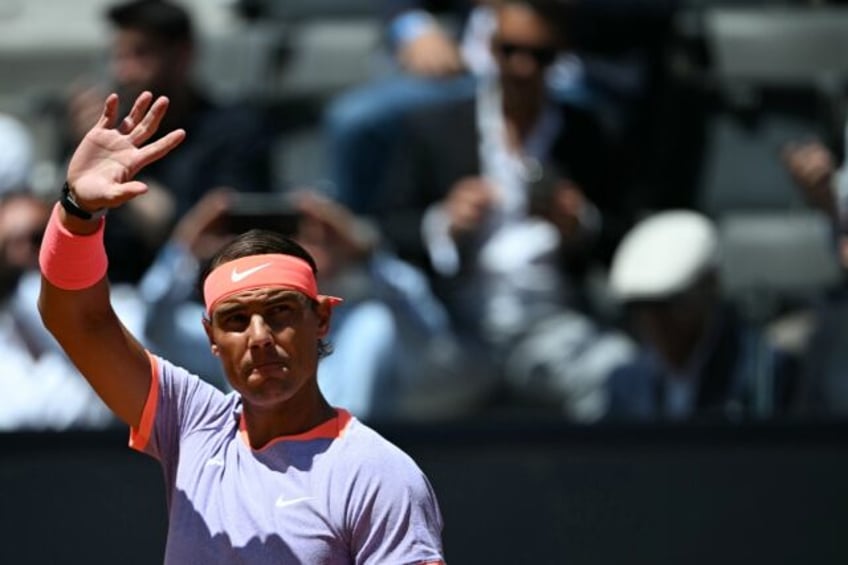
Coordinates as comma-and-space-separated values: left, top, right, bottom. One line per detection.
503, 95, 543, 145
662, 311, 717, 374
241, 389, 336, 450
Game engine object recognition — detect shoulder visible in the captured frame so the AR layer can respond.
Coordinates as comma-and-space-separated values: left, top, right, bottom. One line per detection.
555, 100, 610, 140
404, 95, 476, 133
333, 418, 436, 496
153, 355, 237, 423
189, 96, 270, 135
340, 418, 425, 471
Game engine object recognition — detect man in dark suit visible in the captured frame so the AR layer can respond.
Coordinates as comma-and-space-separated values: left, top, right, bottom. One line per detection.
379, 0, 628, 317
375, 0, 636, 418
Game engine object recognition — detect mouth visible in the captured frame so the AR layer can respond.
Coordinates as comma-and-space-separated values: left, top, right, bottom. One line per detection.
250, 360, 287, 372
244, 362, 288, 387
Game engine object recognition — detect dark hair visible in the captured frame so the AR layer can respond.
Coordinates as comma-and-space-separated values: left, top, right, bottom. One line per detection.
200, 229, 332, 358
106, 0, 193, 45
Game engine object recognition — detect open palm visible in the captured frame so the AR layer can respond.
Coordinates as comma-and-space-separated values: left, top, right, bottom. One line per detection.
66, 91, 186, 212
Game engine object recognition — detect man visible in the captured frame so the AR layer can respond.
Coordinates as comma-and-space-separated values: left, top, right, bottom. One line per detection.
0, 191, 115, 430
323, 0, 598, 216
376, 0, 635, 419
605, 210, 798, 421
66, 0, 274, 283
38, 92, 445, 563
0, 116, 115, 430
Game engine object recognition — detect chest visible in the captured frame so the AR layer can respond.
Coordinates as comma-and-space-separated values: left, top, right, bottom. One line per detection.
165, 433, 353, 564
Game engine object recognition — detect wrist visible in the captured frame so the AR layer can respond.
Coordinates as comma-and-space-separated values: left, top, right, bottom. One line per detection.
39, 202, 108, 290
60, 181, 108, 221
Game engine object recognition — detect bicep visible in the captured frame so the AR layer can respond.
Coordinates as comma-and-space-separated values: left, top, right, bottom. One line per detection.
39, 276, 151, 428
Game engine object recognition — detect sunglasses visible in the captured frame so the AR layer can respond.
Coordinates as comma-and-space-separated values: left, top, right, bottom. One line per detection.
494, 40, 558, 67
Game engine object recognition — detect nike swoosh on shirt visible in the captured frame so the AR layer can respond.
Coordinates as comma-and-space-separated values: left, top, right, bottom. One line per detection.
275, 495, 314, 509
231, 262, 272, 283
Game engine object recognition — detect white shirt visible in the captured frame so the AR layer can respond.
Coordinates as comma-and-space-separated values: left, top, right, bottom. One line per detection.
0, 272, 114, 430
422, 78, 571, 344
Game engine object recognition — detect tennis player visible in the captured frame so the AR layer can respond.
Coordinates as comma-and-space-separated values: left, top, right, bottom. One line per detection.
38, 91, 446, 564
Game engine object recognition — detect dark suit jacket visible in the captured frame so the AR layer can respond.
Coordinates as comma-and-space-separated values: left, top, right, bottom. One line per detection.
378, 94, 629, 277
606, 307, 798, 421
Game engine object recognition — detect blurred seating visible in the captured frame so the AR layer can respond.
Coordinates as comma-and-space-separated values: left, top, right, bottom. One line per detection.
684, 5, 848, 215
704, 6, 848, 87
717, 210, 842, 320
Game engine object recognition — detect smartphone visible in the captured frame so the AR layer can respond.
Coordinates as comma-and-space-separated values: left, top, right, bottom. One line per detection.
226, 192, 301, 235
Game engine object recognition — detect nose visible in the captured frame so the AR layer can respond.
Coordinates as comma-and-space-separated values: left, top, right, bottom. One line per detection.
246, 314, 273, 348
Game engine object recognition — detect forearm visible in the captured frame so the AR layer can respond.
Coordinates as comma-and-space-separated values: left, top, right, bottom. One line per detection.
39, 274, 151, 428
37, 91, 186, 428
38, 202, 150, 427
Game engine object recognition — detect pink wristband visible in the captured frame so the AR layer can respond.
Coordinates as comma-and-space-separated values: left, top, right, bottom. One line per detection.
38, 202, 108, 290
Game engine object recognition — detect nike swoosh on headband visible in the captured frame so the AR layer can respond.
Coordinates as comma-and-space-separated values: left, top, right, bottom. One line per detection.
230, 262, 272, 282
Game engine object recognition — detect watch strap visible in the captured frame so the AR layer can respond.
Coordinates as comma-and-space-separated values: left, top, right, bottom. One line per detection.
60, 182, 107, 220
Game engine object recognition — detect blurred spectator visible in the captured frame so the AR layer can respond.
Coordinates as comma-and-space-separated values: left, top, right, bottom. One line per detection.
376, 0, 635, 420
782, 122, 848, 417
139, 188, 481, 421
0, 115, 128, 429
62, 0, 274, 283
782, 123, 848, 266
0, 159, 115, 429
323, 0, 595, 216
782, 138, 839, 224
605, 210, 798, 421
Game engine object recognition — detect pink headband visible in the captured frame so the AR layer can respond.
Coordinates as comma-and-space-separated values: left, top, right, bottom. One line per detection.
203, 253, 342, 315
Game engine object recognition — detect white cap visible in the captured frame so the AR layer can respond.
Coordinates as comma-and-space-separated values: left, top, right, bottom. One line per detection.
609, 210, 719, 302
0, 114, 34, 195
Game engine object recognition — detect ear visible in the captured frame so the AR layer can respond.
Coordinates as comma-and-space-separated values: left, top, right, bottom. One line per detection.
315, 297, 333, 339
202, 317, 219, 356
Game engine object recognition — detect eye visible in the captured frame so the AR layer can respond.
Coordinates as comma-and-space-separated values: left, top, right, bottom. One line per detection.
220, 312, 250, 331
266, 303, 296, 320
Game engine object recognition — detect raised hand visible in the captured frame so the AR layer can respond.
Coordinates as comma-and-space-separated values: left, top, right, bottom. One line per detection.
782, 140, 837, 219
66, 91, 186, 213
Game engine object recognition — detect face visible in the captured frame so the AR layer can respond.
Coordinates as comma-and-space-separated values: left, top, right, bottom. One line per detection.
630, 292, 713, 370
203, 287, 331, 410
491, 3, 559, 101
110, 28, 190, 99
0, 195, 49, 271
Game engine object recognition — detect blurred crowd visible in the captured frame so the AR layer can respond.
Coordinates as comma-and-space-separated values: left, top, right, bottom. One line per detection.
3, 0, 848, 430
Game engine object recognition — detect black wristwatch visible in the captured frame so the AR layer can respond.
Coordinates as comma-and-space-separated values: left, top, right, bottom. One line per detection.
60, 181, 107, 220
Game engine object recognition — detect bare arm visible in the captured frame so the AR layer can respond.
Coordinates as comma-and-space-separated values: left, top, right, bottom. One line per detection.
39, 92, 185, 428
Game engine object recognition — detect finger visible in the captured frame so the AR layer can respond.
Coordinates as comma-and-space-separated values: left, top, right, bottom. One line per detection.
135, 129, 186, 170
119, 180, 149, 196
130, 96, 171, 145
118, 91, 154, 135
98, 93, 120, 129
103, 180, 149, 207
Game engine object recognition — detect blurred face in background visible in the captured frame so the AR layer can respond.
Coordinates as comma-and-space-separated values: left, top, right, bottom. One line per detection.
0, 194, 49, 297
628, 275, 719, 372
491, 3, 560, 104
0, 194, 48, 272
110, 28, 192, 100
